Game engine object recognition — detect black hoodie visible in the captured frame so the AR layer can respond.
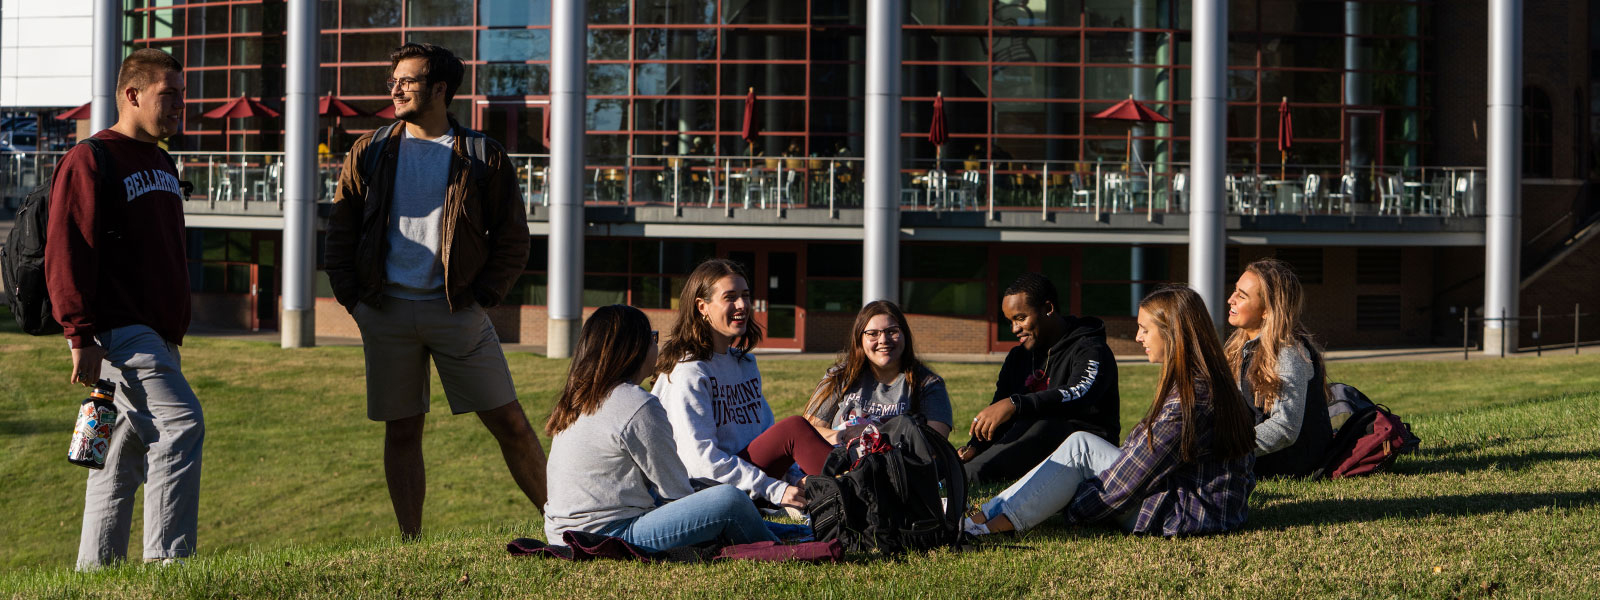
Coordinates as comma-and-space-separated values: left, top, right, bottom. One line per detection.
967, 316, 1122, 450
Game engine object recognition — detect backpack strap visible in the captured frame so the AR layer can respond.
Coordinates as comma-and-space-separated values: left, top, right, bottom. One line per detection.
359, 122, 401, 187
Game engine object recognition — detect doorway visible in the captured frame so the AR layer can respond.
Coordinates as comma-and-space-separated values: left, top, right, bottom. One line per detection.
721, 243, 806, 350
250, 233, 278, 331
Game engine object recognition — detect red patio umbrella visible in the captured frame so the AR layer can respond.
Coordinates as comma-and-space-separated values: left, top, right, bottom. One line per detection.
202, 96, 279, 119
1092, 96, 1171, 171
541, 106, 551, 150
1277, 97, 1294, 179
374, 103, 397, 119
56, 102, 93, 121
741, 87, 758, 154
319, 95, 367, 150
203, 96, 279, 152
929, 91, 949, 166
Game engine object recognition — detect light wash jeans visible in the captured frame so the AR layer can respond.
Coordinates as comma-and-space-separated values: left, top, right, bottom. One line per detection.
77, 325, 205, 570
597, 485, 778, 553
980, 431, 1136, 532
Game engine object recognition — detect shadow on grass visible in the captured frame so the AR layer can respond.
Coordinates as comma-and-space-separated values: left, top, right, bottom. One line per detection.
1400, 449, 1596, 475
0, 414, 59, 436
1252, 490, 1600, 530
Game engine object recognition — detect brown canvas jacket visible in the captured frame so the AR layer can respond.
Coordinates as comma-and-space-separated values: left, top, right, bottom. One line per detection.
324, 119, 529, 313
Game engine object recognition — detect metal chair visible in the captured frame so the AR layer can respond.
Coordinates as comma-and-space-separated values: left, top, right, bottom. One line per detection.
1291, 173, 1321, 215
1378, 173, 1404, 215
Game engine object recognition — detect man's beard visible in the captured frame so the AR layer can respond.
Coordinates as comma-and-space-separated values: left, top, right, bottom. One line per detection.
395, 86, 435, 122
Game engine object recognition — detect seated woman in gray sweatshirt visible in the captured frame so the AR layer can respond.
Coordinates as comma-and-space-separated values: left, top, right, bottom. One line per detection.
1223, 258, 1333, 479
542, 304, 777, 551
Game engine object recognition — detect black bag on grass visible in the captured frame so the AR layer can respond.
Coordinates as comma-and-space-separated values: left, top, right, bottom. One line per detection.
803, 414, 966, 554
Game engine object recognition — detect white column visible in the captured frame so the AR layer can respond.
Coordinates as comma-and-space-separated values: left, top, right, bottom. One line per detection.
281, 0, 318, 348
863, 0, 901, 305
1484, 0, 1522, 356
90, 0, 120, 133
1189, 0, 1228, 327
547, 0, 586, 358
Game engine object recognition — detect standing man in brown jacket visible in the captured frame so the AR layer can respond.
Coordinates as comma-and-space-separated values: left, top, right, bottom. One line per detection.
324, 43, 546, 538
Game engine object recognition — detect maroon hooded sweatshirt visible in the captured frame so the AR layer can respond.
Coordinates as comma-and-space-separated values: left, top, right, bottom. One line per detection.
44, 129, 190, 349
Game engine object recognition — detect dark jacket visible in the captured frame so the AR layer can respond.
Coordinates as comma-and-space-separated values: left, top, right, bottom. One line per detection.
1243, 336, 1333, 478
967, 316, 1121, 451
324, 119, 529, 313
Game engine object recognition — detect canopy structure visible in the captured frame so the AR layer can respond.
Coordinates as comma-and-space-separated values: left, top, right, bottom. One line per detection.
56, 102, 93, 120
202, 96, 280, 119
1092, 96, 1170, 171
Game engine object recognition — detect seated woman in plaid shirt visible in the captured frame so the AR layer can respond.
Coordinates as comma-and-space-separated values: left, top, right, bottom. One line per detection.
962, 286, 1258, 537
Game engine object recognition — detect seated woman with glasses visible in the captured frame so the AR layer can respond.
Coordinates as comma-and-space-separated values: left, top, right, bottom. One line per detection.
803, 300, 954, 445
543, 304, 778, 551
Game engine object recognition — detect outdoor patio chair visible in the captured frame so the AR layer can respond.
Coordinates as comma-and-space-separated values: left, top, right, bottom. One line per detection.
1291, 173, 1321, 215
1323, 173, 1356, 213
1067, 172, 1093, 210
1171, 172, 1188, 212
1379, 173, 1404, 215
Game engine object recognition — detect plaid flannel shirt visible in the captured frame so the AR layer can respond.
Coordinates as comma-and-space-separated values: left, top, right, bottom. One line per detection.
1065, 380, 1256, 536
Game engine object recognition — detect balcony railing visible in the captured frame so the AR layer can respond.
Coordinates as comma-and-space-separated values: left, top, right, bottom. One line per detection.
3, 150, 1487, 221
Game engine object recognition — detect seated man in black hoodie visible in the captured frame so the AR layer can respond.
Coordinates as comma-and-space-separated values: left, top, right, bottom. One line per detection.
959, 273, 1121, 485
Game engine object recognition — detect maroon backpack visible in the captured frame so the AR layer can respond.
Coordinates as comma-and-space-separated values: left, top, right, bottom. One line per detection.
1314, 385, 1420, 479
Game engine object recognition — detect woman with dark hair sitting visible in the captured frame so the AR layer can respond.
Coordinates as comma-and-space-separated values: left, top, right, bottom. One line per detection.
963, 286, 1257, 537
1224, 257, 1333, 478
804, 300, 953, 443
652, 258, 834, 510
542, 304, 777, 551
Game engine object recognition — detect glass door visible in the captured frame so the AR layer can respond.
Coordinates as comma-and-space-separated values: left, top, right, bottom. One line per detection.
1343, 108, 1385, 206
250, 234, 277, 332
722, 243, 805, 350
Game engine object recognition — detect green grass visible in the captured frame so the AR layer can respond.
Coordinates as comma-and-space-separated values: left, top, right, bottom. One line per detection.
2, 319, 1598, 598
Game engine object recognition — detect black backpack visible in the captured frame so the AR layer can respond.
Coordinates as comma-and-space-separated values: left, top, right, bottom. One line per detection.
3, 139, 111, 335
803, 414, 968, 554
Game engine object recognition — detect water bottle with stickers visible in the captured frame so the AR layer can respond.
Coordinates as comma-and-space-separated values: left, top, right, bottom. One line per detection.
67, 380, 118, 469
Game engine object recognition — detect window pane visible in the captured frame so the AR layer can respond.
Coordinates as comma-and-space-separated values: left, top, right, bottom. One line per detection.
808, 243, 863, 277
632, 276, 688, 309
480, 0, 550, 27
722, 1, 807, 25
901, 281, 986, 316
478, 64, 549, 96
406, 31, 473, 56
636, 63, 716, 96
201, 264, 226, 293
640, 0, 717, 24
225, 264, 251, 294
720, 64, 807, 96
638, 29, 718, 61
505, 273, 547, 305
587, 99, 627, 130
719, 30, 807, 61
631, 240, 717, 273
480, 29, 550, 62
1082, 246, 1131, 280
589, 30, 631, 60
342, 32, 403, 64
903, 245, 985, 280
807, 280, 862, 312
589, 64, 630, 95
341, 0, 400, 28
407, 0, 471, 26
583, 275, 628, 306
589, 0, 629, 24
1081, 283, 1134, 317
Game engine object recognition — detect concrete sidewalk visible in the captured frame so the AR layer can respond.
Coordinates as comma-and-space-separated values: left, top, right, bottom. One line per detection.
192, 326, 1596, 365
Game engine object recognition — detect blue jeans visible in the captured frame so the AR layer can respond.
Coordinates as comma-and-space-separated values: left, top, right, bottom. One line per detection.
980, 431, 1136, 532
597, 485, 778, 553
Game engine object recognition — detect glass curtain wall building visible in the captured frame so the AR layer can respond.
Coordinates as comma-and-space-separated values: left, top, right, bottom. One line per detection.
126, 0, 1430, 184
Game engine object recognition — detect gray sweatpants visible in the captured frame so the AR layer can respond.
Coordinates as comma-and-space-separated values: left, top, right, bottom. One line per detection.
76, 324, 205, 570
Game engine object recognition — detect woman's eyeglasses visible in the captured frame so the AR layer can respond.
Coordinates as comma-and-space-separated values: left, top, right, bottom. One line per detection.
861, 327, 904, 341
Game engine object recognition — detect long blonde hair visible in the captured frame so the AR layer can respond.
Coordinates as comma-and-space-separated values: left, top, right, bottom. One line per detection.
1224, 258, 1316, 414
1137, 287, 1255, 462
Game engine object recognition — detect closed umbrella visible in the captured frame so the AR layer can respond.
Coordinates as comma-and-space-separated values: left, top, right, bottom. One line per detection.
929, 91, 948, 167
741, 87, 758, 155
1277, 97, 1294, 179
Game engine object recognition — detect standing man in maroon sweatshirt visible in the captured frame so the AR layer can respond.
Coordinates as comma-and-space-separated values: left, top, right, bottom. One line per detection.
44, 48, 202, 570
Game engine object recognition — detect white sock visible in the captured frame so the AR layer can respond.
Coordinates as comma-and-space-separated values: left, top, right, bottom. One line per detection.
960, 517, 991, 536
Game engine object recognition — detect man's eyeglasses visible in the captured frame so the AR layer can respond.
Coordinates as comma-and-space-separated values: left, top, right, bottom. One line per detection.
862, 327, 904, 341
385, 77, 425, 92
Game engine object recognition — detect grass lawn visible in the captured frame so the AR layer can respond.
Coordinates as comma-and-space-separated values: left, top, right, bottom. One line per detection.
1, 320, 1598, 598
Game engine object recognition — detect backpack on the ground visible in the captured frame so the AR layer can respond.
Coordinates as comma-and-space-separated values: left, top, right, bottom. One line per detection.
803, 414, 967, 554
2, 139, 110, 335
1313, 383, 1421, 479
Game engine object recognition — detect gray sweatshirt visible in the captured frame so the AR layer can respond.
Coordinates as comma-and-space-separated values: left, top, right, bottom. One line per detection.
1251, 341, 1315, 456
543, 383, 695, 543
651, 349, 788, 504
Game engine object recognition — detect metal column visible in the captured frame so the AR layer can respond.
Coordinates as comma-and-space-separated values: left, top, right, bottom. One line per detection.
1484, 0, 1522, 356
863, 0, 901, 305
90, 0, 120, 132
547, 0, 586, 358
280, 0, 318, 348
1189, 0, 1228, 328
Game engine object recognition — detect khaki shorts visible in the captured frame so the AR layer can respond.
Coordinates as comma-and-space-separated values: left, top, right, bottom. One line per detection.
352, 297, 517, 421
